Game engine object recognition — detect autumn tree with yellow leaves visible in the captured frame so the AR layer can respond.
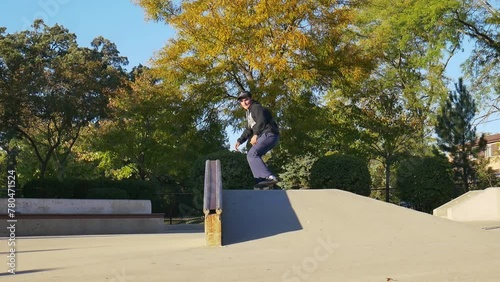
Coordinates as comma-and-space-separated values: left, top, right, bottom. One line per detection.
135, 0, 373, 159
134, 0, 491, 196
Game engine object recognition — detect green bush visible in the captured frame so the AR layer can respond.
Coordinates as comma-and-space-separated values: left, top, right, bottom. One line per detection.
309, 154, 371, 196
70, 179, 100, 199
396, 156, 454, 213
86, 187, 130, 199
279, 154, 317, 189
476, 158, 500, 190
22, 178, 75, 198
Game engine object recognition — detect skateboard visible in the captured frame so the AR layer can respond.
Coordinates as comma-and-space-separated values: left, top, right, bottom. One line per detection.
253, 180, 280, 190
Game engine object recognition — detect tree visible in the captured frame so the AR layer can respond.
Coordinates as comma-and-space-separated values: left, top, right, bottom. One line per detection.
353, 0, 464, 84
135, 0, 372, 160
278, 153, 317, 190
0, 20, 128, 179
396, 155, 455, 213
85, 66, 226, 182
453, 1, 500, 114
309, 153, 371, 196
435, 78, 487, 194
273, 90, 335, 164
331, 77, 428, 202
324, 0, 464, 202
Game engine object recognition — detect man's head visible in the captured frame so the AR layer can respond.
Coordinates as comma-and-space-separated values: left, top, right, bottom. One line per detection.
237, 90, 252, 110
237, 90, 251, 101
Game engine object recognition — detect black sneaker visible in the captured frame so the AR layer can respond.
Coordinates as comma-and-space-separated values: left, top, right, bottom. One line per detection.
267, 175, 279, 182
266, 175, 280, 185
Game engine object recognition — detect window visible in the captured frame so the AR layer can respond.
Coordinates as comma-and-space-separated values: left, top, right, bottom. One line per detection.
493, 142, 500, 157
485, 142, 500, 157
485, 144, 492, 157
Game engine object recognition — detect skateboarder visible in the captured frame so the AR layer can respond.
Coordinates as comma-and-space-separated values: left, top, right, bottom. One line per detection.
234, 90, 280, 187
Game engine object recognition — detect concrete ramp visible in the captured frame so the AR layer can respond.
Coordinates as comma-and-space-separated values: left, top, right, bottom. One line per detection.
222, 189, 498, 245
433, 187, 500, 221
3, 189, 500, 282
215, 189, 500, 281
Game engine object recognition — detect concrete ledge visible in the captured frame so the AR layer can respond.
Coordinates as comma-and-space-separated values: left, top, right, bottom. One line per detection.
0, 198, 152, 214
433, 187, 500, 221
0, 213, 165, 236
0, 213, 164, 219
0, 198, 163, 236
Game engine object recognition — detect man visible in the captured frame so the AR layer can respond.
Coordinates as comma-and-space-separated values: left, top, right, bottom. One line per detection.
234, 90, 280, 187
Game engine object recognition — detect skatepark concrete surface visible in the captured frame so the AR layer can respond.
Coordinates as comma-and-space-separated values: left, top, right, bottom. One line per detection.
2, 189, 500, 282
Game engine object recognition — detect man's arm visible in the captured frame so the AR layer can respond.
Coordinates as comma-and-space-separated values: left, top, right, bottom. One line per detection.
235, 127, 253, 150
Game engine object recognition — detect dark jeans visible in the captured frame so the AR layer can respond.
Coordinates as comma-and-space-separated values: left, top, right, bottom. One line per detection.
247, 132, 279, 183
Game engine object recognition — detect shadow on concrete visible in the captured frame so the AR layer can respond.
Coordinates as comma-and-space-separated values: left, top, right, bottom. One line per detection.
0, 268, 60, 276
222, 190, 302, 245
0, 248, 74, 255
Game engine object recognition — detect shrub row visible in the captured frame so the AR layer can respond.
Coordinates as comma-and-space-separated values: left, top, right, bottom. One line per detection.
15, 151, 460, 215
187, 151, 373, 196
396, 156, 454, 213
309, 154, 371, 196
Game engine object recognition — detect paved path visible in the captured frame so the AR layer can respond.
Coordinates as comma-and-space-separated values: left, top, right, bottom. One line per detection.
2, 189, 500, 282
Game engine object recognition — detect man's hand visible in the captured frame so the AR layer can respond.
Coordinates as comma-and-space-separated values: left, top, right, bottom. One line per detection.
234, 141, 241, 151
250, 135, 258, 145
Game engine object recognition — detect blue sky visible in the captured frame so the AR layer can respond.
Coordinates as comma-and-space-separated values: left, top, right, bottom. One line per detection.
0, 0, 174, 70
1, 0, 498, 137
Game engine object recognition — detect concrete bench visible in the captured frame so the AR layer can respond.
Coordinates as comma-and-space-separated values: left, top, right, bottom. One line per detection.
203, 160, 223, 246
0, 198, 164, 236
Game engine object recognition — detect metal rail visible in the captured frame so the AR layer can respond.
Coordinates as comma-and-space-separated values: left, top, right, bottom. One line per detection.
203, 159, 223, 246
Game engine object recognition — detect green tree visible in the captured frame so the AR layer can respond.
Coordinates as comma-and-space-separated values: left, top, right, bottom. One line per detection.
0, 20, 127, 180
135, 0, 372, 160
453, 1, 500, 112
475, 156, 500, 189
272, 90, 336, 169
396, 155, 455, 213
353, 0, 463, 85
435, 78, 487, 194
278, 153, 317, 190
325, 0, 465, 202
331, 79, 428, 202
309, 154, 371, 196
85, 66, 226, 182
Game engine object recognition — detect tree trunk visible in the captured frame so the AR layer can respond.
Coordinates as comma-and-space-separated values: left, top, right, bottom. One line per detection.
40, 158, 50, 180
138, 151, 147, 180
57, 164, 65, 181
463, 166, 469, 192
385, 163, 391, 202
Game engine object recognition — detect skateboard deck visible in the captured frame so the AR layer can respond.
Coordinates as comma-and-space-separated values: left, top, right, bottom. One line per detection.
253, 180, 279, 190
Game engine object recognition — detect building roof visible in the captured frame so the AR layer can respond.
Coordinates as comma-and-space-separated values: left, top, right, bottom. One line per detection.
484, 133, 500, 144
